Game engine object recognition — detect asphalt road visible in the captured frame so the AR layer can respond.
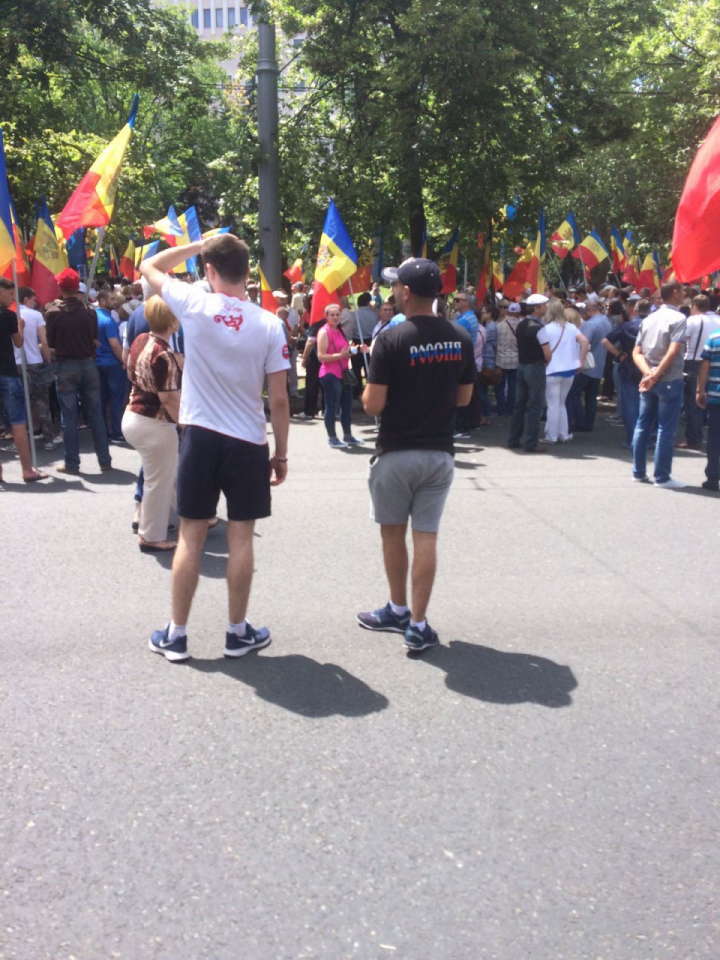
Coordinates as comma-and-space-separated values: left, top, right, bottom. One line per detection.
2, 403, 719, 960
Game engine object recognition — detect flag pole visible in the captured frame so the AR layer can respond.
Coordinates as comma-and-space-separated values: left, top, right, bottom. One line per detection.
547, 250, 568, 294
346, 276, 378, 430
12, 260, 38, 468
84, 226, 106, 302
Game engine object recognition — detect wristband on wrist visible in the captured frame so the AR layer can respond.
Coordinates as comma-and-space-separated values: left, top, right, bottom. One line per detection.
273, 456, 287, 462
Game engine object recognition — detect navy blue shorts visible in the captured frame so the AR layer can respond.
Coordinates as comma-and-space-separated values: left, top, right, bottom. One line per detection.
177, 425, 271, 522
0, 375, 26, 425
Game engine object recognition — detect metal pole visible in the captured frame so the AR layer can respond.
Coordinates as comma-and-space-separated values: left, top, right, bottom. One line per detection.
347, 276, 378, 429
12, 260, 37, 468
257, 20, 281, 291
547, 250, 568, 294
84, 226, 106, 302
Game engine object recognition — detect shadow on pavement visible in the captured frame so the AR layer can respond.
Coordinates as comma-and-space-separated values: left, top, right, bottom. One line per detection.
417, 640, 577, 707
188, 653, 390, 718
81, 467, 137, 485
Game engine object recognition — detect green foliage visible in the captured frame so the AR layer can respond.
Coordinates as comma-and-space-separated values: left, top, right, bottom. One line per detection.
1, 0, 718, 275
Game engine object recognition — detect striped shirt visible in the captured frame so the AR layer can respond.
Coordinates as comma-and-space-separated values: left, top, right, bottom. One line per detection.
701, 331, 720, 405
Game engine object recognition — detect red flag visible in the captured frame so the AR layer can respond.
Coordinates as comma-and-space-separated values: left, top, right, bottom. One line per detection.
672, 113, 720, 281
283, 258, 304, 284
309, 280, 340, 323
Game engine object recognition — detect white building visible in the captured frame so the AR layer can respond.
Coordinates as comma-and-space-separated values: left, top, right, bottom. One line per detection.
161, 0, 254, 76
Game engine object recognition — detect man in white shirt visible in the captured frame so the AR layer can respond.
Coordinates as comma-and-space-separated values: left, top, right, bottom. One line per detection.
15, 287, 55, 449
141, 234, 290, 662
681, 294, 720, 449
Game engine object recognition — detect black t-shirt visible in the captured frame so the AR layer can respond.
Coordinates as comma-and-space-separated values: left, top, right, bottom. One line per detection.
516, 315, 546, 364
368, 314, 476, 455
0, 307, 19, 378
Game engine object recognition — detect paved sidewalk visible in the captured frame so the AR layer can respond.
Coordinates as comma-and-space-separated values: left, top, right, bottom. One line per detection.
2, 409, 718, 959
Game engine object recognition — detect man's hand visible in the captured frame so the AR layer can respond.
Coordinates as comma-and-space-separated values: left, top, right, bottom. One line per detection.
269, 456, 288, 486
639, 371, 657, 392
140, 240, 205, 295
697, 389, 708, 410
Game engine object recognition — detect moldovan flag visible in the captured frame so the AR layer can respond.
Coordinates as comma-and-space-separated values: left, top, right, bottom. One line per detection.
284, 258, 304, 284
3, 201, 32, 291
310, 199, 357, 322
416, 221, 428, 259
119, 237, 136, 279
31, 197, 66, 305
638, 252, 661, 294
526, 209, 546, 294
56, 94, 139, 238
550, 212, 580, 259
202, 226, 232, 240
610, 226, 626, 273
171, 206, 203, 275
672, 113, 720, 281
145, 205, 184, 241
438, 228, 459, 294
573, 231, 609, 273
0, 130, 16, 275
259, 266, 278, 312
135, 240, 159, 266
493, 260, 505, 290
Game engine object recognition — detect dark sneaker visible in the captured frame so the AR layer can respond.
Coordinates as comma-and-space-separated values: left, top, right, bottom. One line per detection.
701, 479, 720, 492
56, 464, 80, 475
343, 435, 365, 446
149, 625, 189, 662
224, 622, 271, 658
404, 621, 439, 652
357, 602, 410, 634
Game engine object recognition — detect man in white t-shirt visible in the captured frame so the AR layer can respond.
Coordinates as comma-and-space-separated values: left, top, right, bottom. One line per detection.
141, 234, 291, 662
15, 287, 55, 448
681, 293, 720, 449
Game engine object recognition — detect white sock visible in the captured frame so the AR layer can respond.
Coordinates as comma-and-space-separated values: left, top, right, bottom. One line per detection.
390, 601, 409, 616
169, 621, 186, 640
410, 619, 427, 631
228, 620, 247, 637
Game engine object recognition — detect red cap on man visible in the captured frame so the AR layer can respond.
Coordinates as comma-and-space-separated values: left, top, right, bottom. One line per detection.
54, 268, 81, 293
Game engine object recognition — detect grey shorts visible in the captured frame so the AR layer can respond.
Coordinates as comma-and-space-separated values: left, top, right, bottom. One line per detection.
368, 449, 454, 532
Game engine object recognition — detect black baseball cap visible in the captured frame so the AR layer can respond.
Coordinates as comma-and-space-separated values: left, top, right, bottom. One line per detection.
381, 258, 443, 297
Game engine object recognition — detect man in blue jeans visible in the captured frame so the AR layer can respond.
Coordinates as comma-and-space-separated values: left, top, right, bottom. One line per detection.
508, 295, 551, 453
45, 268, 112, 475
95, 288, 126, 441
567, 298, 611, 431
631, 281, 686, 489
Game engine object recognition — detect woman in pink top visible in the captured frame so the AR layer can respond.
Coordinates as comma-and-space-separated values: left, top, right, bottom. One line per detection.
316, 303, 368, 449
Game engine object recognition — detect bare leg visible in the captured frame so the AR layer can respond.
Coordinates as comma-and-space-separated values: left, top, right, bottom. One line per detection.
380, 523, 409, 607
226, 520, 255, 623
410, 530, 437, 622
171, 518, 209, 625
12, 424, 38, 479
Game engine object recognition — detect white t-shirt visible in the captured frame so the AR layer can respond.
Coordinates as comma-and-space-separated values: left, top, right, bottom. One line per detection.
161, 278, 290, 444
14, 306, 45, 365
686, 314, 720, 361
538, 321, 580, 375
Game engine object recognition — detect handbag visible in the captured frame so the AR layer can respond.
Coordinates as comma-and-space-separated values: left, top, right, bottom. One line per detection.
479, 366, 503, 386
342, 368, 359, 387
583, 350, 596, 371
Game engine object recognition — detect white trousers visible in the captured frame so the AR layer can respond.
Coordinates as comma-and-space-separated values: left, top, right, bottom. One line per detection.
545, 376, 573, 442
122, 410, 178, 542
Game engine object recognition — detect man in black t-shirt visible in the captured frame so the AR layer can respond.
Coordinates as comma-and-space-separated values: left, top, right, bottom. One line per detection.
508, 294, 551, 452
357, 258, 475, 652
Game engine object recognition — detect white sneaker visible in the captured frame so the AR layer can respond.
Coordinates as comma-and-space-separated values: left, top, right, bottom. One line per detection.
654, 478, 686, 489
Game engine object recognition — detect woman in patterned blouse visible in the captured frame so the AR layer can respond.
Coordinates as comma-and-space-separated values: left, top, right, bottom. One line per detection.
121, 296, 182, 552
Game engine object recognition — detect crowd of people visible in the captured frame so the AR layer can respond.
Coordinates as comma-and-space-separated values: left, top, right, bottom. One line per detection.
2, 242, 720, 656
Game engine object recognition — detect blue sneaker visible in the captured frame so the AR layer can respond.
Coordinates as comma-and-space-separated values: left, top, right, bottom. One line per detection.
224, 622, 272, 658
149, 625, 189, 662
343, 435, 365, 446
328, 437, 348, 449
404, 622, 439, 652
357, 602, 411, 634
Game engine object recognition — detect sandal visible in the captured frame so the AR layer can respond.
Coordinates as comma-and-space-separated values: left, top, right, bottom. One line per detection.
139, 539, 177, 553
23, 469, 50, 483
